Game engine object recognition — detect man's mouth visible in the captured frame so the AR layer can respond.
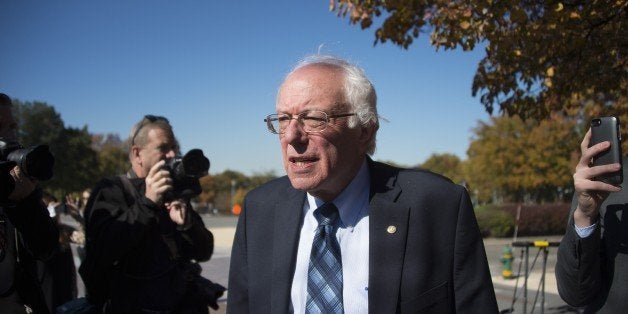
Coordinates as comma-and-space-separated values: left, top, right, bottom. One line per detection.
289, 156, 319, 166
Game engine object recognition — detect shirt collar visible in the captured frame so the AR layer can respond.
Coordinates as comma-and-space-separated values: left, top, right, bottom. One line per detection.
306, 159, 370, 227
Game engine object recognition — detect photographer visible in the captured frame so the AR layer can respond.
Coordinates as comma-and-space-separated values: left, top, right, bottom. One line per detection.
80, 115, 216, 313
0, 93, 58, 313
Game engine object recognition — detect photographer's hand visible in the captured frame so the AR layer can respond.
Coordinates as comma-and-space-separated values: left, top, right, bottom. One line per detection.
8, 165, 37, 202
145, 160, 173, 205
573, 129, 621, 227
165, 199, 186, 225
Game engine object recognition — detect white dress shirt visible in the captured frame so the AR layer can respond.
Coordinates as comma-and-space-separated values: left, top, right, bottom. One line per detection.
291, 160, 370, 314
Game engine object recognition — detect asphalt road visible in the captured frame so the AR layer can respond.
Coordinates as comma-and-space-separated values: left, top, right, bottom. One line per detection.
199, 214, 581, 313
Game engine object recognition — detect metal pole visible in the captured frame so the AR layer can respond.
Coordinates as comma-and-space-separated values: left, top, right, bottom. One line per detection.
230, 179, 235, 212
541, 247, 548, 314
523, 246, 529, 314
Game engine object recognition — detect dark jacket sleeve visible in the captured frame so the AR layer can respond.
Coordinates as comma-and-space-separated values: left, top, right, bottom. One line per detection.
555, 213, 602, 307
178, 206, 214, 262
3, 189, 58, 261
453, 189, 500, 313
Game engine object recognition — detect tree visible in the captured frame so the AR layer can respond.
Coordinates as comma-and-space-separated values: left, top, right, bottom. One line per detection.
13, 100, 64, 148
419, 153, 465, 184
12, 100, 100, 197
330, 1, 627, 120
465, 114, 578, 203
197, 170, 277, 212
92, 133, 130, 179
52, 126, 100, 194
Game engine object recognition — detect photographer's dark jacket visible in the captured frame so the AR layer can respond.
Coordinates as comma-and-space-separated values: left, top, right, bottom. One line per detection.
0, 187, 58, 313
80, 174, 214, 313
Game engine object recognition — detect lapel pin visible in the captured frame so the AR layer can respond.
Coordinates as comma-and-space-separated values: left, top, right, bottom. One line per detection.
387, 225, 397, 234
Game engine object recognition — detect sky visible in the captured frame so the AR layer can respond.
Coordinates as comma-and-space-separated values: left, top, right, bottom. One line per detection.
1, 1, 491, 176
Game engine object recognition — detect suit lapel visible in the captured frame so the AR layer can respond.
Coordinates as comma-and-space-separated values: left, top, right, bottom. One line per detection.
368, 161, 410, 313
271, 186, 306, 313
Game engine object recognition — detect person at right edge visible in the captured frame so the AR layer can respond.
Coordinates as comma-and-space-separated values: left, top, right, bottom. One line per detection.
556, 128, 627, 313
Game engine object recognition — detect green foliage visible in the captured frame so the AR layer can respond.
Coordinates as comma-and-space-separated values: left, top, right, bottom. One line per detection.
465, 114, 578, 203
92, 133, 130, 179
500, 203, 570, 236
331, 0, 627, 121
475, 202, 570, 237
49, 126, 100, 194
13, 100, 99, 197
13, 101, 64, 147
475, 205, 514, 238
419, 153, 464, 183
198, 170, 278, 212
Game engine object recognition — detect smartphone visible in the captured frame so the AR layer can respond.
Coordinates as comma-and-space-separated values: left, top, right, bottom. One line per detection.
590, 116, 623, 185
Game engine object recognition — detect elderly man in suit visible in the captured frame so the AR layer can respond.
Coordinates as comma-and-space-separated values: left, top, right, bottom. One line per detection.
227, 55, 498, 313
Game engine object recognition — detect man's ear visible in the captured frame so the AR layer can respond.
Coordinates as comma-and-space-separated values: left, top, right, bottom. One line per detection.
359, 124, 377, 147
131, 145, 142, 165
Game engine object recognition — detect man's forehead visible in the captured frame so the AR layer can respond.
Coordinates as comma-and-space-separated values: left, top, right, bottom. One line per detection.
278, 69, 345, 108
144, 126, 174, 143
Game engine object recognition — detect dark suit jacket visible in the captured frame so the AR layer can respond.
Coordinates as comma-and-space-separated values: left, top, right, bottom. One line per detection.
556, 157, 628, 313
227, 160, 498, 313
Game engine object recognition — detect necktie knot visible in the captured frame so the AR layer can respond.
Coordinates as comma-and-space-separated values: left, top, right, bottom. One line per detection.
314, 203, 339, 227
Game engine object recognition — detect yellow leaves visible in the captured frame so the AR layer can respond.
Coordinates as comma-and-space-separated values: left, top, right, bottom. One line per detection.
545, 67, 556, 87
460, 21, 471, 29
546, 66, 555, 77
555, 2, 580, 19
514, 49, 522, 57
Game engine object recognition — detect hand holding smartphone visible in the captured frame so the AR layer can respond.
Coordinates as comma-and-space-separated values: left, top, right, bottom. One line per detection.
590, 116, 623, 185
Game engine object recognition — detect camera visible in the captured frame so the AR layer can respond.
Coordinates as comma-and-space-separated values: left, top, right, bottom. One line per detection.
162, 148, 210, 201
0, 138, 55, 181
0, 138, 55, 200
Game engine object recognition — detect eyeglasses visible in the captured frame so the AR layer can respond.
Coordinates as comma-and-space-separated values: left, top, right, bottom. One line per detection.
264, 110, 356, 134
131, 115, 169, 145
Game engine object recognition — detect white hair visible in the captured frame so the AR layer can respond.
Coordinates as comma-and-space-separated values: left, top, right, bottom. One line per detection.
285, 55, 379, 155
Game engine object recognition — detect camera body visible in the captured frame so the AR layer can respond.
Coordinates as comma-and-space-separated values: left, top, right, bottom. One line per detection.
162, 148, 209, 201
0, 138, 55, 200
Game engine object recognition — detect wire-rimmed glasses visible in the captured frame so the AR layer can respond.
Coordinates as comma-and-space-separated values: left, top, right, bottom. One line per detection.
264, 110, 356, 134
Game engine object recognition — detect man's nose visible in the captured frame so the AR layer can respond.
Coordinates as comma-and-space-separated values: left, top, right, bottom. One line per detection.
282, 119, 308, 144
165, 149, 177, 159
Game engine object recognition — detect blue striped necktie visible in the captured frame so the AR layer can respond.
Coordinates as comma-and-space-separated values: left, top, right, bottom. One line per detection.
306, 202, 344, 314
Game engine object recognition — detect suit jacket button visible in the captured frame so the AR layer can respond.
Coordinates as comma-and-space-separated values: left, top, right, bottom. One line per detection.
387, 225, 397, 234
